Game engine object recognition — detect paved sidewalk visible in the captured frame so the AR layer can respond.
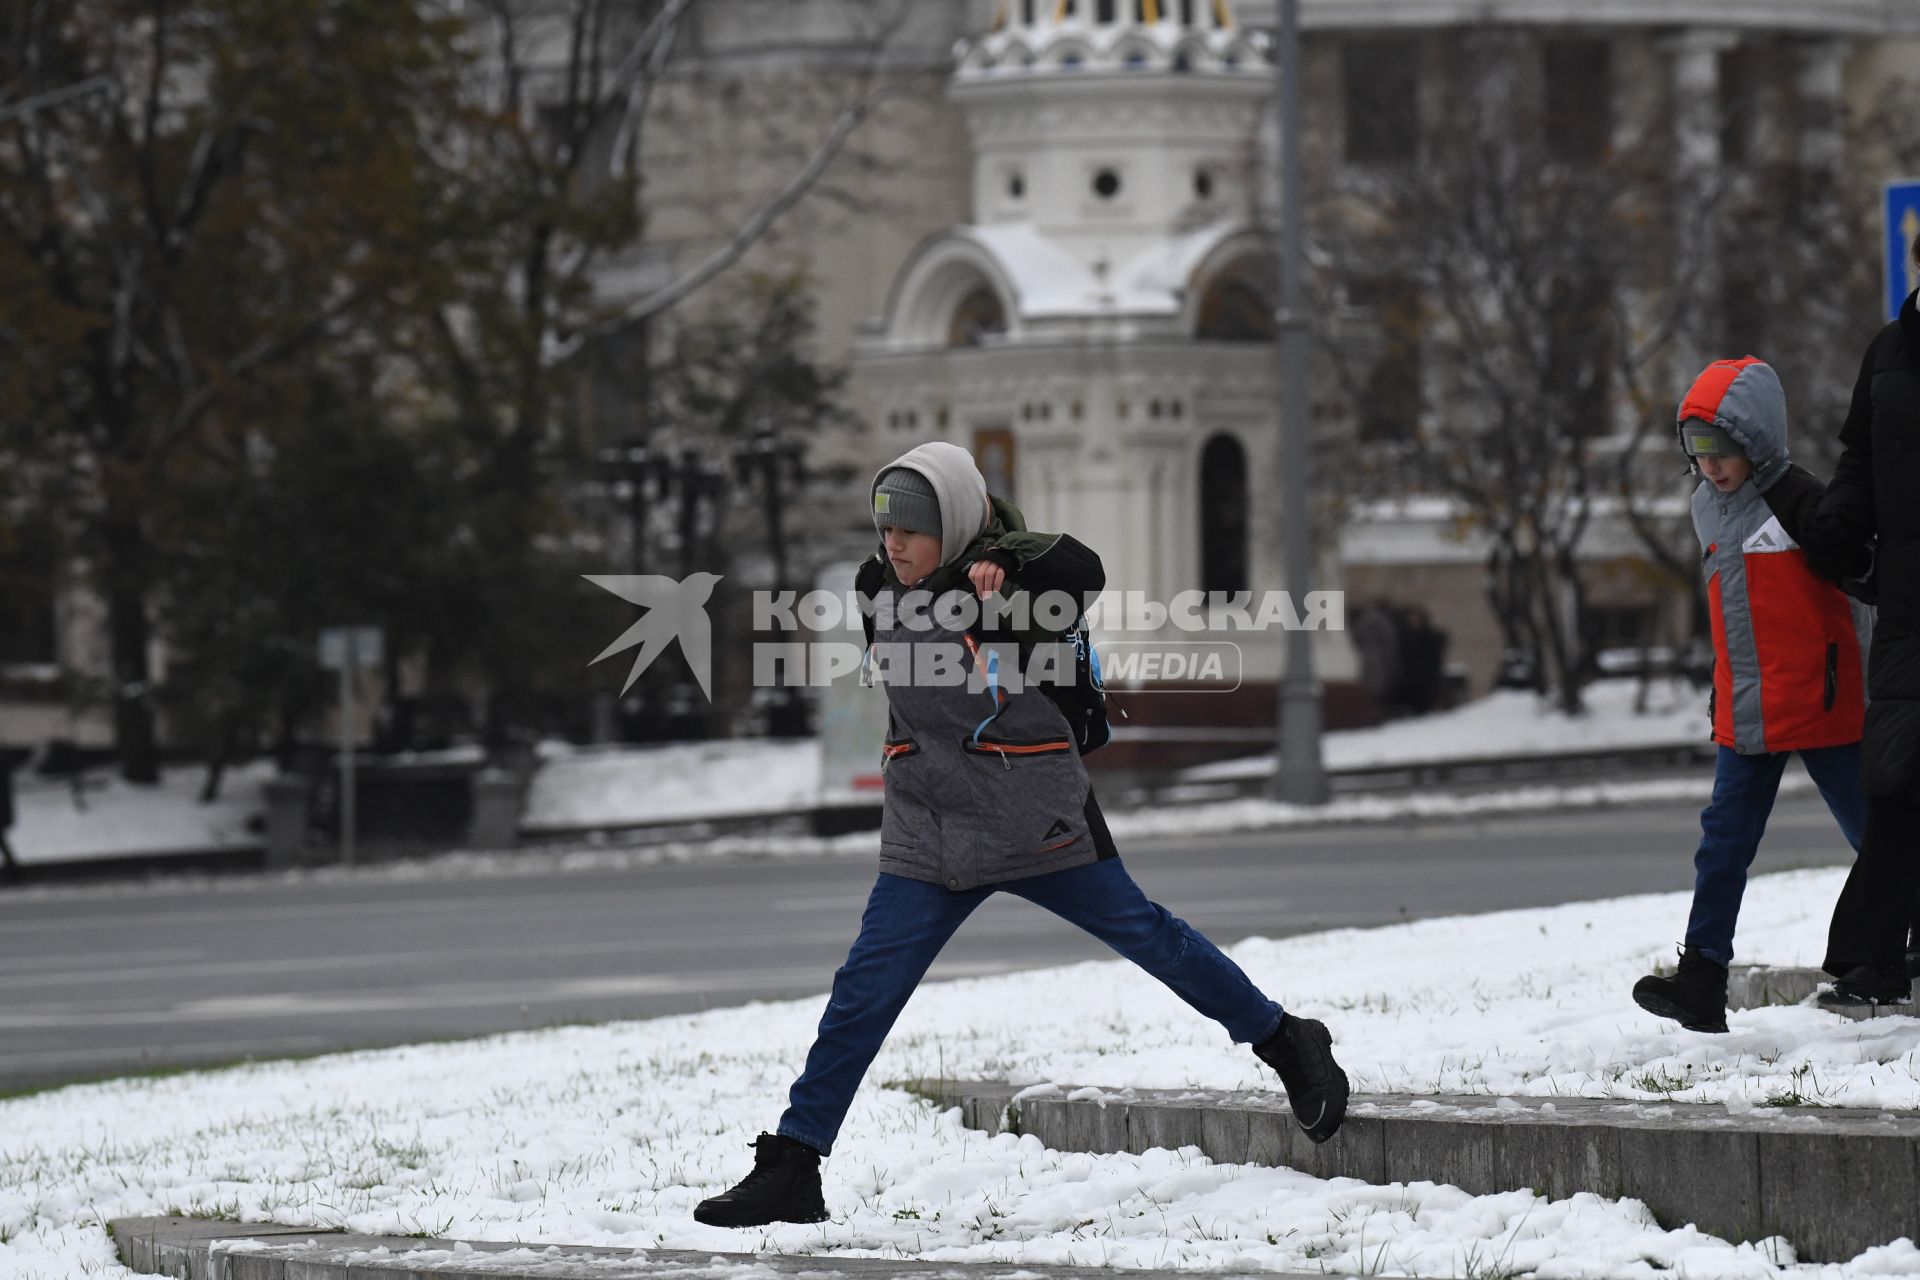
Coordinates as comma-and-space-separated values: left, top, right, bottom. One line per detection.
110, 1216, 1329, 1280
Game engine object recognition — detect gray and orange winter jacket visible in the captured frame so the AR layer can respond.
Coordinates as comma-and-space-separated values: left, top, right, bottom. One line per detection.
1683, 358, 1872, 755
856, 460, 1111, 890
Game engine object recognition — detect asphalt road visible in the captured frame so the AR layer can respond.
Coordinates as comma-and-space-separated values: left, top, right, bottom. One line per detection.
0, 790, 1858, 1093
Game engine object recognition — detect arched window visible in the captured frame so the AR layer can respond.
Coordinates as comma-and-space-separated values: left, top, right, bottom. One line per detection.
1096, 0, 1116, 22
948, 287, 1009, 347
1022, 0, 1036, 23
1196, 276, 1277, 342
1199, 435, 1250, 597
1179, 0, 1195, 26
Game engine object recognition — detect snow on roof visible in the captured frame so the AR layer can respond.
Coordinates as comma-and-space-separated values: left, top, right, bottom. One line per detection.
1116, 220, 1265, 303
913, 218, 1260, 327
965, 222, 1109, 316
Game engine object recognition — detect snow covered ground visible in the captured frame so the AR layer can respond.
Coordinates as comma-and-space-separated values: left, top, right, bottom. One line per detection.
8, 865, 1919, 1279
523, 738, 823, 832
8, 679, 1709, 865
529, 679, 1711, 829
1185, 678, 1707, 781
6, 761, 273, 864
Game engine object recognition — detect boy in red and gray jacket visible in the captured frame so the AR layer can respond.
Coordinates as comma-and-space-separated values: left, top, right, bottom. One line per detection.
1632, 357, 1874, 1031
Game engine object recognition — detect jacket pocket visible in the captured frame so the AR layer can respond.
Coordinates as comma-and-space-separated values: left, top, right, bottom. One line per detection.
882, 737, 919, 773
1824, 642, 1839, 712
960, 733, 1074, 765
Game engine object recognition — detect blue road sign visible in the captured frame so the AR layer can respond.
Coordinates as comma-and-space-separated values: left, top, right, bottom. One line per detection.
1888, 178, 1920, 322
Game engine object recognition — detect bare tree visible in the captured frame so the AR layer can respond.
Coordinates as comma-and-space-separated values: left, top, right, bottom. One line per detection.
409, 0, 928, 744
1605, 78, 1920, 700
427, 0, 921, 442
1319, 31, 1727, 715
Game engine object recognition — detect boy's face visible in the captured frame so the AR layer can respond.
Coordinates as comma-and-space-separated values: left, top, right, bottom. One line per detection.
882, 526, 942, 585
1697, 452, 1753, 493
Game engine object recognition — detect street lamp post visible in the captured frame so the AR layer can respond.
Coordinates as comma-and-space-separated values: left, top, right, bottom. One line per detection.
595, 437, 670, 742
1271, 0, 1327, 805
597, 437, 664, 576
733, 419, 806, 595
666, 444, 724, 738
733, 420, 810, 737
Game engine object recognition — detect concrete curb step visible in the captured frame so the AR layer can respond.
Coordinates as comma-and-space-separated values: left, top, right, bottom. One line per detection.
921, 1079, 1920, 1264
1728, 965, 1914, 1020
108, 1216, 1329, 1280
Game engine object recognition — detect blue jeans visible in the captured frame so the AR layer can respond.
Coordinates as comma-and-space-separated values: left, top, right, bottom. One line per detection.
777, 857, 1284, 1155
1685, 743, 1866, 966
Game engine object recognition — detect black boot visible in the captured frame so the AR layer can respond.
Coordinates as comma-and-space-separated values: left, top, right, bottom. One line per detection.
1818, 964, 1915, 1008
1632, 945, 1728, 1033
693, 1133, 827, 1227
1253, 1014, 1349, 1144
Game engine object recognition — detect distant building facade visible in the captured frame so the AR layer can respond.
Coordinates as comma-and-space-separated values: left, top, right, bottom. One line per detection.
6, 0, 1918, 750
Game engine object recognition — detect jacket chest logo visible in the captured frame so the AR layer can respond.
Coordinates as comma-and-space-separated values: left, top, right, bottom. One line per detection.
1742, 515, 1799, 554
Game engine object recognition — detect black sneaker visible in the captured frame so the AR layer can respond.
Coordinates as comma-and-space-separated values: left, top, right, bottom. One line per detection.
693, 1133, 827, 1227
1253, 1014, 1350, 1144
1632, 945, 1729, 1034
1818, 965, 1915, 1009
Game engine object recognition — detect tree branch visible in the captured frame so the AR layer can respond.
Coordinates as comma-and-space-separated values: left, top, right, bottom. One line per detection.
553, 81, 904, 363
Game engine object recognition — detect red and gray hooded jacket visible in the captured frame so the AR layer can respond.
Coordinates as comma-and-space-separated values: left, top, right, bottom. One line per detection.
1684, 358, 1872, 755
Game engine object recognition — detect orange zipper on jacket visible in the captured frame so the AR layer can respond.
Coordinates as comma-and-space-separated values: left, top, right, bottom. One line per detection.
962, 739, 1070, 755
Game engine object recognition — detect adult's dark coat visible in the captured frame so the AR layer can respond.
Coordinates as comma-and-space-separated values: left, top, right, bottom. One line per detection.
1804, 290, 1920, 796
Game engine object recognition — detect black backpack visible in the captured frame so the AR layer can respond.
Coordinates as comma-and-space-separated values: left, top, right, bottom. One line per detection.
1036, 621, 1117, 755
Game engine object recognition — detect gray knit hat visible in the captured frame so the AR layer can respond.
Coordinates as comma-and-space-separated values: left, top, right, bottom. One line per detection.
1678, 419, 1743, 458
872, 466, 942, 539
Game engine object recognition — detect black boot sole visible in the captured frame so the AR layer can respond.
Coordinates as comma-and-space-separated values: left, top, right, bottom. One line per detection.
1816, 990, 1914, 1009
693, 1202, 828, 1228
1632, 987, 1728, 1034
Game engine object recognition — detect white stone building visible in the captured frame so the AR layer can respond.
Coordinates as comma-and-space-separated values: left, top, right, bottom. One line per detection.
855, 1, 1358, 719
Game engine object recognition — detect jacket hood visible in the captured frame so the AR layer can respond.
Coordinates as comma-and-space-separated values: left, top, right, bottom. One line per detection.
1677, 357, 1790, 492
871, 441, 991, 567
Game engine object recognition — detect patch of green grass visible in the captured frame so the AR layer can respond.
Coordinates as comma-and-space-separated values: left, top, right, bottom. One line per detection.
1631, 1066, 1693, 1096
159, 1201, 241, 1222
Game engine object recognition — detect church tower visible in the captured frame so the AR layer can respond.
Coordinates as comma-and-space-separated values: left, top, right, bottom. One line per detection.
856, 0, 1354, 752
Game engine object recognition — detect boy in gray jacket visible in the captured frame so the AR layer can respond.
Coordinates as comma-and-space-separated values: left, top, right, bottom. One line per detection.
695, 441, 1350, 1228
